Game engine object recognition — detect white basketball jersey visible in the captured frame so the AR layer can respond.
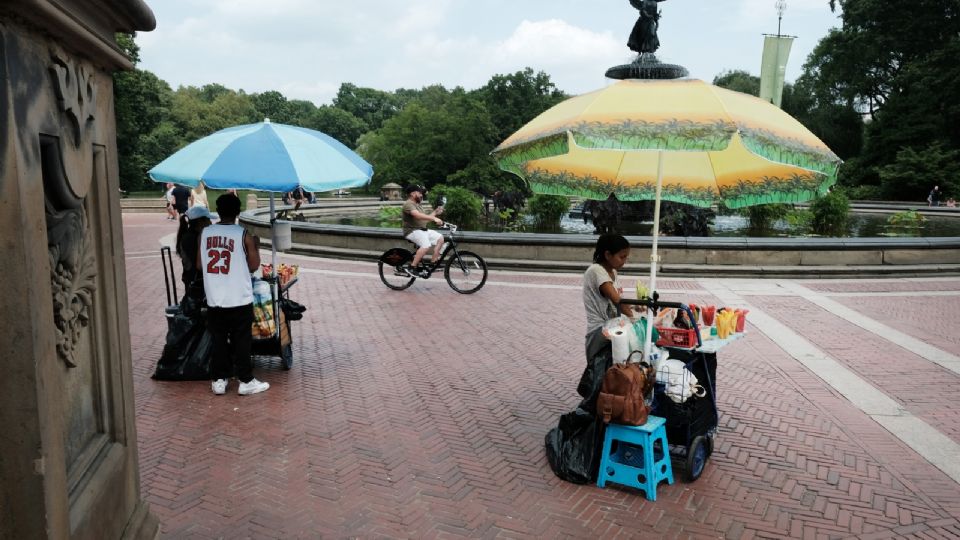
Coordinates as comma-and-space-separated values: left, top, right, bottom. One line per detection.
199, 224, 254, 307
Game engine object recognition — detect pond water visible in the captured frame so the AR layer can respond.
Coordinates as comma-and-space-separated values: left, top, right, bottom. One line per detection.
309, 212, 960, 238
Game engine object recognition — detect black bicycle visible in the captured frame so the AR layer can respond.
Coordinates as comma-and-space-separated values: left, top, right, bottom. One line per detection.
378, 223, 488, 293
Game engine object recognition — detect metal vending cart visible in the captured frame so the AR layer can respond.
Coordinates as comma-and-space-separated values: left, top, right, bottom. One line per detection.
250, 272, 299, 370
619, 298, 742, 481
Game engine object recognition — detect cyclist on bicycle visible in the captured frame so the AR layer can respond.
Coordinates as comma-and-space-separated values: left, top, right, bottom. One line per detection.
401, 184, 445, 278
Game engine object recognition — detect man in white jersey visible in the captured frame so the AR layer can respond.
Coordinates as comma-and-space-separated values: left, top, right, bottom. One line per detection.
198, 194, 269, 395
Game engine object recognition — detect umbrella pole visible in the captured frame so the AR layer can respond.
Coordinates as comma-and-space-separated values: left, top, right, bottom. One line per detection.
643, 150, 665, 362
269, 192, 278, 277
269, 192, 280, 334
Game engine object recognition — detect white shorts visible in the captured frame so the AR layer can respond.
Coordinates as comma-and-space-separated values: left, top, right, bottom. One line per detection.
406, 229, 442, 249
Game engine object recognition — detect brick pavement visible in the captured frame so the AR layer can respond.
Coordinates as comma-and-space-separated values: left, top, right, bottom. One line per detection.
121, 214, 960, 539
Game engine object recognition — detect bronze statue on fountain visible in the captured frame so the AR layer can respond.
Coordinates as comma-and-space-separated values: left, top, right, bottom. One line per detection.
606, 0, 689, 80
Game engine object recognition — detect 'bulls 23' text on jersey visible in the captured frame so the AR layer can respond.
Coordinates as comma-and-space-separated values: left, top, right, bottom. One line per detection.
199, 223, 254, 307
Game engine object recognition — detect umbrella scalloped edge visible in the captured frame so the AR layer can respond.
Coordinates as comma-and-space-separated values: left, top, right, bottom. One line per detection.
525, 168, 837, 208
739, 127, 841, 178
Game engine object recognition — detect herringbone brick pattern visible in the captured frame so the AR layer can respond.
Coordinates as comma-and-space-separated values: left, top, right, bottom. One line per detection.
121, 214, 960, 539
748, 295, 960, 445
831, 295, 960, 357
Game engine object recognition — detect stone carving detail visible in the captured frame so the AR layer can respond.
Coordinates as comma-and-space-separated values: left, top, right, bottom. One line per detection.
49, 53, 98, 201
47, 207, 97, 368
45, 53, 100, 369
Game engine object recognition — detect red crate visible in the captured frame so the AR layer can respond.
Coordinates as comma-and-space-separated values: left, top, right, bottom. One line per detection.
655, 326, 697, 348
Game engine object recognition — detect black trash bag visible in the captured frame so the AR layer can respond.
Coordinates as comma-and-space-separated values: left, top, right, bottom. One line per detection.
153, 294, 212, 381
576, 331, 613, 413
544, 407, 607, 484
545, 330, 612, 484
279, 298, 307, 321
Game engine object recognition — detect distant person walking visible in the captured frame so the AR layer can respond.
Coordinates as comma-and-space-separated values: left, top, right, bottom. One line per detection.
164, 183, 178, 220
171, 184, 191, 216
190, 181, 209, 208
928, 185, 941, 207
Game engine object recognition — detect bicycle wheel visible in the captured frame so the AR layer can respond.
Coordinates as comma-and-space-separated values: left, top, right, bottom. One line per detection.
378, 260, 416, 290
444, 251, 487, 294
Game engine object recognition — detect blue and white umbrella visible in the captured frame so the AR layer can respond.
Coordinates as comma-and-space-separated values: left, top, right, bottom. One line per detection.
149, 119, 373, 284
148, 119, 373, 192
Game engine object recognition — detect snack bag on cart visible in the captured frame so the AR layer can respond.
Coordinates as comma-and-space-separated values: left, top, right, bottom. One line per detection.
251, 279, 276, 338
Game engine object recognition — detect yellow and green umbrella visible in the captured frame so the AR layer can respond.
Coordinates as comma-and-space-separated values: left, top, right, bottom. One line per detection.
492, 78, 840, 209
492, 78, 841, 357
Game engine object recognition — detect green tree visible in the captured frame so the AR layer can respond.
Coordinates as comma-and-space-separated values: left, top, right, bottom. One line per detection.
475, 68, 567, 143
800, 0, 960, 197
306, 105, 369, 147
445, 156, 527, 197
113, 33, 175, 191
789, 73, 864, 161
197, 83, 233, 103
359, 88, 496, 190
251, 90, 293, 123
879, 144, 960, 201
333, 83, 402, 131
170, 86, 258, 143
713, 70, 761, 96
287, 99, 318, 126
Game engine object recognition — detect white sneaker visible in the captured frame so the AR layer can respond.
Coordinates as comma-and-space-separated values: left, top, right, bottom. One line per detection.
238, 378, 270, 395
211, 379, 228, 395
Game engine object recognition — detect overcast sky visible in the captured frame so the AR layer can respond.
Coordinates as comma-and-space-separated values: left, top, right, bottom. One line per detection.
136, 0, 841, 105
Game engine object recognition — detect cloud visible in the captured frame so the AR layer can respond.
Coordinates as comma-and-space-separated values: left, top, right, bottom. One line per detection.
136, 0, 841, 104
276, 80, 341, 104
480, 19, 625, 94
496, 19, 622, 63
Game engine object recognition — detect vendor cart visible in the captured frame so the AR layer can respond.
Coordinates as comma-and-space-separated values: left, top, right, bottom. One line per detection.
619, 298, 741, 482
250, 274, 301, 370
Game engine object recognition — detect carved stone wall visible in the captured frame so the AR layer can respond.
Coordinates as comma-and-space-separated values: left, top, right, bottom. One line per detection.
0, 2, 156, 538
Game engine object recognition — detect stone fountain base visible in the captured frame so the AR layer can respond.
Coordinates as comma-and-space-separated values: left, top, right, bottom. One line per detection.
606, 53, 689, 80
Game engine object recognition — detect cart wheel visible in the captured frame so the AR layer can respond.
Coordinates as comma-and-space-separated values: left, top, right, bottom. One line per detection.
684, 435, 708, 482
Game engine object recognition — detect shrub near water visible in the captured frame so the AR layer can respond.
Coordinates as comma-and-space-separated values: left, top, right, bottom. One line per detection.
429, 185, 483, 227
810, 191, 850, 236
742, 203, 790, 231
526, 194, 569, 229
378, 205, 402, 227
885, 210, 926, 236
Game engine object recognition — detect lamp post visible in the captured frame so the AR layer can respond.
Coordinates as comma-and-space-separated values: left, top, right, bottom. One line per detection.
775, 0, 787, 37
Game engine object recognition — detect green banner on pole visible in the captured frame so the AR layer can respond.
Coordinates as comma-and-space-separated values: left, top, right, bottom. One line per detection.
759, 35, 794, 108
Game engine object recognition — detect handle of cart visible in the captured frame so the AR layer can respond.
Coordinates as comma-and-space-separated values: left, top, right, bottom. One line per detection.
617, 296, 703, 350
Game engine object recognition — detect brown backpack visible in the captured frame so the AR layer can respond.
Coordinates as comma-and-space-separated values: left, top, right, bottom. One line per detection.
597, 361, 654, 426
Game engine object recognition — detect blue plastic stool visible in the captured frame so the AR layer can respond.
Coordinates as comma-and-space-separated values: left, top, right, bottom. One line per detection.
597, 416, 674, 500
